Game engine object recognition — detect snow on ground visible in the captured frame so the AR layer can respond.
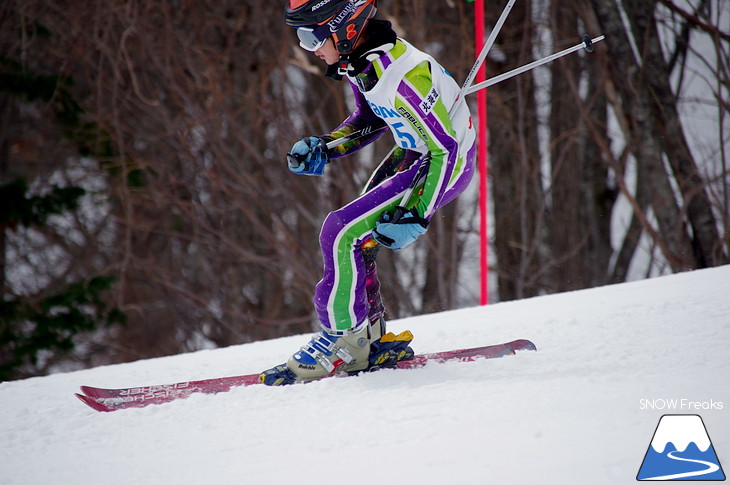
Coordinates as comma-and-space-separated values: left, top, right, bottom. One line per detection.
1, 266, 729, 484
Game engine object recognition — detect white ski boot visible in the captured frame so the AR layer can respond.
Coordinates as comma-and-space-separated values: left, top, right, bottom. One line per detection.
260, 318, 414, 386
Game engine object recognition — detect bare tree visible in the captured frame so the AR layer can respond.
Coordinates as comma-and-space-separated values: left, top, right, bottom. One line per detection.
488, 0, 547, 300
589, 0, 727, 272
2, 0, 727, 375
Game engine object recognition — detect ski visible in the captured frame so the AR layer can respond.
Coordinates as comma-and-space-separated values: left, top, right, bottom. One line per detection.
76, 338, 536, 412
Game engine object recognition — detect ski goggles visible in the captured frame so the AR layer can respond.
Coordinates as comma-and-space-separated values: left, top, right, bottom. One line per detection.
296, 25, 331, 51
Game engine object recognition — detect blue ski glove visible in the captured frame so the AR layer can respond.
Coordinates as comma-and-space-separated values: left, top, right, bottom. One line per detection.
373, 206, 429, 250
287, 136, 329, 176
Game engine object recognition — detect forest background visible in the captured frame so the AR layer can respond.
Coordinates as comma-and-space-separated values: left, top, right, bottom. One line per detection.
1, 0, 728, 379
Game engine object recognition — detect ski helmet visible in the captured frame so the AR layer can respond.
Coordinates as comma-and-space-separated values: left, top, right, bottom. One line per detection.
285, 0, 377, 54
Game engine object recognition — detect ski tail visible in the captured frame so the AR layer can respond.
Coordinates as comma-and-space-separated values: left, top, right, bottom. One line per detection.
75, 393, 115, 412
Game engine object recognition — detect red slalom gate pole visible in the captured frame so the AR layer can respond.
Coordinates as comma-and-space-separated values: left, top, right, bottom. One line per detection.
474, 0, 489, 305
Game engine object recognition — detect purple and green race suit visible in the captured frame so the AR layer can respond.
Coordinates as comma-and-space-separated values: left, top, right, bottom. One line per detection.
315, 38, 476, 331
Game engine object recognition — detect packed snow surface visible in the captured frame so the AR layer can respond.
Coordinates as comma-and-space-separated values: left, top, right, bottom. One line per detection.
1, 266, 729, 484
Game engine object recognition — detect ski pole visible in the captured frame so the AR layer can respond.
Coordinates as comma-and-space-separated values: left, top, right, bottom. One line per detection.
400, 34, 604, 207
464, 35, 605, 95
459, 0, 516, 96
325, 125, 387, 151
324, 33, 604, 185
288, 126, 388, 170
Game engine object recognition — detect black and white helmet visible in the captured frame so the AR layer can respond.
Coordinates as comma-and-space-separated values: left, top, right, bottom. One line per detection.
285, 0, 377, 54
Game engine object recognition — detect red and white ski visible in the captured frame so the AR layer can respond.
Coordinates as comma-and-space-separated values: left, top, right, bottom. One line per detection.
76, 339, 536, 412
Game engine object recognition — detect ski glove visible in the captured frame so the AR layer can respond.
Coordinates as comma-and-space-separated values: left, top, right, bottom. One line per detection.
373, 206, 429, 250
287, 136, 329, 176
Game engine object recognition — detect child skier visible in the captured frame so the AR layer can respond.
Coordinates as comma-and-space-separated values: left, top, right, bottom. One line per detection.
260, 0, 476, 385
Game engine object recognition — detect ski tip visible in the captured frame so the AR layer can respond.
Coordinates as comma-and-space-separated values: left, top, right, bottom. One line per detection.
508, 339, 537, 352
75, 393, 113, 412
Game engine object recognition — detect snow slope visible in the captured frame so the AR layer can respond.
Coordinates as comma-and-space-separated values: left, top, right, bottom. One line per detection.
1, 266, 729, 485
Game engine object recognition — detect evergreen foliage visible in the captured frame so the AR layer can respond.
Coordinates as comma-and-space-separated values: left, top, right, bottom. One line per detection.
0, 180, 125, 381
0, 178, 85, 229
0, 277, 126, 381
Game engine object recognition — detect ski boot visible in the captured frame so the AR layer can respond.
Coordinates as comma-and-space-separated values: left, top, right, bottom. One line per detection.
259, 318, 414, 386
365, 329, 415, 371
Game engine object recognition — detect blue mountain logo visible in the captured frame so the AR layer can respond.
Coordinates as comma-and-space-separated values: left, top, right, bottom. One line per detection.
637, 414, 725, 481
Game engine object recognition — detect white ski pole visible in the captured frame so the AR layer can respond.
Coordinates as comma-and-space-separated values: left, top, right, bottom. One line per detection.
392, 34, 605, 208
459, 0, 517, 98
464, 35, 605, 95
325, 125, 385, 150
401, 35, 604, 209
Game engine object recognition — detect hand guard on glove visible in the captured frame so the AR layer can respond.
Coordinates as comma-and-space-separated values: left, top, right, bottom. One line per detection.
372, 206, 429, 250
287, 136, 329, 176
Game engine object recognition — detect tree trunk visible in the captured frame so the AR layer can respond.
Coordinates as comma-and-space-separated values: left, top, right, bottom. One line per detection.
548, 1, 591, 292
589, 0, 698, 271
622, 0, 728, 266
489, 1, 545, 300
